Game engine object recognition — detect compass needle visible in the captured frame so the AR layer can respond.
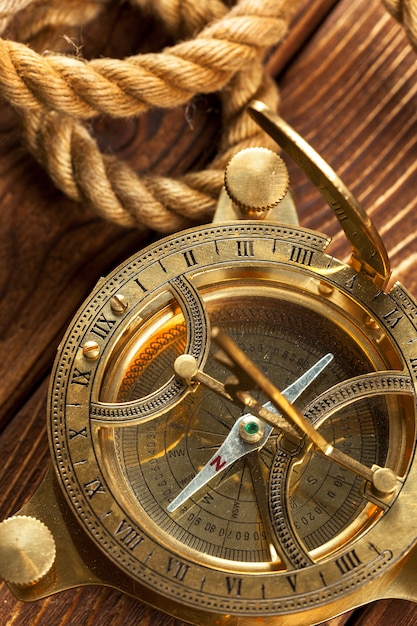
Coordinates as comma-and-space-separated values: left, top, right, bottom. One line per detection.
169, 352, 334, 512
212, 329, 404, 495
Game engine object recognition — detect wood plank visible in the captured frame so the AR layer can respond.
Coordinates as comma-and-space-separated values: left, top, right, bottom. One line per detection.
2, 0, 417, 625
278, 3, 417, 622
279, 0, 417, 298
266, 0, 340, 76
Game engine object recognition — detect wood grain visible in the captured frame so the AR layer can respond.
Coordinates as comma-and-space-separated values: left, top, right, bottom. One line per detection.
2, 0, 417, 624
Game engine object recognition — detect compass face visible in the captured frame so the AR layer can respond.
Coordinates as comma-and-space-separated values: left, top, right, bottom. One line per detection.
49, 222, 417, 625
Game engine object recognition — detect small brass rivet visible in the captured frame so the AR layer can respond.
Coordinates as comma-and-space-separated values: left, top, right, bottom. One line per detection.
174, 354, 198, 380
82, 340, 100, 360
365, 316, 379, 330
372, 467, 397, 496
110, 294, 128, 315
318, 281, 334, 296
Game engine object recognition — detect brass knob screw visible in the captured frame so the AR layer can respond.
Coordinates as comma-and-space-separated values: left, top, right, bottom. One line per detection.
0, 515, 56, 587
224, 147, 289, 217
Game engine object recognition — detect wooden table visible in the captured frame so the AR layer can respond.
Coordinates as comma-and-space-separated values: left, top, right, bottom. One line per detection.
2, 0, 417, 624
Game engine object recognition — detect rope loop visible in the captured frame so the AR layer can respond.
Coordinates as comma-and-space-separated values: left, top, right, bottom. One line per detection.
3, 1, 415, 233
0, 0, 300, 232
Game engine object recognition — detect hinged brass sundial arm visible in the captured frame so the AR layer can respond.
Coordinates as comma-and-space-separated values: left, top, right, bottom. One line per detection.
248, 100, 391, 289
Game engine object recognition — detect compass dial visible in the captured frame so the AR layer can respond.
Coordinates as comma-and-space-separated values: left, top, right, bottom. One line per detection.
105, 292, 396, 569
49, 223, 417, 625
106, 293, 377, 566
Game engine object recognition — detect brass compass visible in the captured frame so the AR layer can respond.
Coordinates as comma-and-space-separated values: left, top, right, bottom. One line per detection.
1, 101, 417, 626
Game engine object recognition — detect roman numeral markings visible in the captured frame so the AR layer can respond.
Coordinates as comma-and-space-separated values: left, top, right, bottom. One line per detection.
91, 313, 116, 340
289, 245, 314, 266
286, 573, 297, 592
345, 273, 358, 291
236, 240, 255, 257
91, 313, 116, 339
134, 278, 148, 293
182, 250, 198, 267
383, 307, 403, 329
166, 557, 190, 582
335, 549, 362, 575
83, 477, 105, 499
114, 519, 144, 551
226, 576, 243, 596
71, 368, 92, 387
69, 426, 88, 440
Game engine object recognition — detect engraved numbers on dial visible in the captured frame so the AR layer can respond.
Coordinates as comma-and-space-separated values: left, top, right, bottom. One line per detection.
108, 296, 389, 569
50, 223, 417, 619
269, 372, 414, 569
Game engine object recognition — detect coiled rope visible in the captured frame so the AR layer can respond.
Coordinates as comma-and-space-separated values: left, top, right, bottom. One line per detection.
0, 0, 414, 232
